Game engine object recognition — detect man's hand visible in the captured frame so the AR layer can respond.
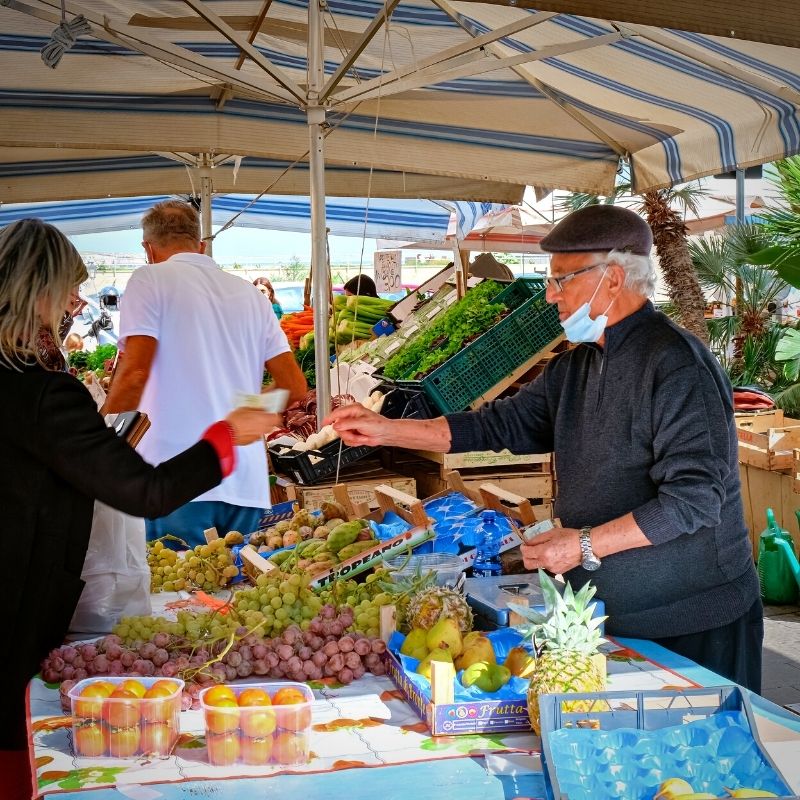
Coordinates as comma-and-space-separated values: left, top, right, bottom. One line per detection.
323, 405, 389, 447
225, 408, 283, 445
521, 527, 582, 574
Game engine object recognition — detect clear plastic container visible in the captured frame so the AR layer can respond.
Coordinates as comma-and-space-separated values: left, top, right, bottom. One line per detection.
199, 682, 314, 767
68, 676, 184, 758
385, 553, 465, 586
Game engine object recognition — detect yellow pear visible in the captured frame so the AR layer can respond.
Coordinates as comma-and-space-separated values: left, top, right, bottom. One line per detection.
401, 628, 429, 657
681, 795, 717, 799
417, 647, 453, 680
455, 635, 497, 671
654, 779, 696, 800
425, 618, 463, 658
725, 791, 779, 798
503, 646, 536, 678
462, 631, 486, 649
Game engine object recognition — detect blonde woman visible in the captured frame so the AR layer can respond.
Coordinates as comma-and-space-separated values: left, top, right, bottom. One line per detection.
0, 219, 281, 797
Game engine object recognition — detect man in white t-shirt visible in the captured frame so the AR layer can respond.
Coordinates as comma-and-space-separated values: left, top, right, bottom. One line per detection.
105, 200, 307, 546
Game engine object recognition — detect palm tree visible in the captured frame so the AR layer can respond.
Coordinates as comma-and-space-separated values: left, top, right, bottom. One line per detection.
560, 179, 709, 343
690, 224, 787, 385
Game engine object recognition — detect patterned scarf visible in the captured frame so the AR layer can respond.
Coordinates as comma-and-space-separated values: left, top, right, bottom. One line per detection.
35, 311, 71, 372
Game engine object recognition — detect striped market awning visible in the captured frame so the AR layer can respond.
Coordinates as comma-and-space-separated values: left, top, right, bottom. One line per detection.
0, 1, 797, 203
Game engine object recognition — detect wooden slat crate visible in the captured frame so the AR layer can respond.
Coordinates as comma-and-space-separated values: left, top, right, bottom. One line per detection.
736, 409, 800, 472
407, 448, 551, 475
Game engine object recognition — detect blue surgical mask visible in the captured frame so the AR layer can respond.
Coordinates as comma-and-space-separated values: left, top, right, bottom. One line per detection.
560, 269, 614, 343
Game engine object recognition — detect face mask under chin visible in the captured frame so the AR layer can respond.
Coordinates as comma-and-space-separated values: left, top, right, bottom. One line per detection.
559, 269, 614, 343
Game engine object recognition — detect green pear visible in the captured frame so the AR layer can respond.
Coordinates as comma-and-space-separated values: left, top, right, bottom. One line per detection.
417, 647, 453, 680
461, 661, 512, 692
455, 635, 496, 671
425, 618, 463, 658
401, 628, 429, 657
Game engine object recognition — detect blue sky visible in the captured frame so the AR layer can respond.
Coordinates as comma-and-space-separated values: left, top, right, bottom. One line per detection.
71, 227, 379, 266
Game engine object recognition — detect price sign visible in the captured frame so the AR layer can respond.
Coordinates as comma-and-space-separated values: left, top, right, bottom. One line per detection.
373, 250, 402, 293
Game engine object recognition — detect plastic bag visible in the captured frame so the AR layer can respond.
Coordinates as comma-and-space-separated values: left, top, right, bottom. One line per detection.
69, 501, 152, 635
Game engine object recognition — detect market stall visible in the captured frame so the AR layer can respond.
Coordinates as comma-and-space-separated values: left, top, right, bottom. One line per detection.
27, 599, 800, 798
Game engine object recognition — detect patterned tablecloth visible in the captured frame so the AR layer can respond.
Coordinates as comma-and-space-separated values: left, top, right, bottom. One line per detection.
28, 639, 698, 797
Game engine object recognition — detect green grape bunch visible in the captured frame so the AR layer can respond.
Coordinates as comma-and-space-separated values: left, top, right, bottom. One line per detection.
147, 537, 239, 593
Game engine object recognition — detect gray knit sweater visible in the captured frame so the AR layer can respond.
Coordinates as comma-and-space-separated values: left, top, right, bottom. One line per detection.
447, 301, 759, 639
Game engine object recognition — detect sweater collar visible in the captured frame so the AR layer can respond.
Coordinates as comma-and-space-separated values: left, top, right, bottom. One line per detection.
589, 300, 655, 356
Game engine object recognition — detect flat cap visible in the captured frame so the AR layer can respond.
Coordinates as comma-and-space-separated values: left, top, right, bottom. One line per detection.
540, 205, 653, 256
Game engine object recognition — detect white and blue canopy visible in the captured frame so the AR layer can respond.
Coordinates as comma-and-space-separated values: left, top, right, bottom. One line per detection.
0, 194, 502, 243
0, 1, 797, 202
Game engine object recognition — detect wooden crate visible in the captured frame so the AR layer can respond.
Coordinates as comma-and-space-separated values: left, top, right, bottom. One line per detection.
736, 409, 800, 472
413, 468, 553, 522
273, 470, 416, 513
407, 448, 551, 475
739, 463, 800, 559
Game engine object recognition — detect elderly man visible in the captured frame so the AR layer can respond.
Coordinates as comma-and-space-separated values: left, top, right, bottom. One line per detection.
105, 200, 307, 545
325, 205, 762, 692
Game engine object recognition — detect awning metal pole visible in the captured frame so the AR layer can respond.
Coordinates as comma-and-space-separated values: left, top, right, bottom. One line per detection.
200, 156, 213, 258
735, 167, 745, 225
308, 0, 331, 425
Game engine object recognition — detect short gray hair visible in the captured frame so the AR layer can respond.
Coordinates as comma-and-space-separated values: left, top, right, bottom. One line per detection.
603, 249, 655, 297
142, 200, 200, 247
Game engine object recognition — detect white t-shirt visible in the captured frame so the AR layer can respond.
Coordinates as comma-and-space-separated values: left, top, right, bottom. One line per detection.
118, 253, 290, 508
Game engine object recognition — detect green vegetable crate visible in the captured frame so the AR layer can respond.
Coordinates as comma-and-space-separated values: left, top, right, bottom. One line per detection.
403, 278, 560, 414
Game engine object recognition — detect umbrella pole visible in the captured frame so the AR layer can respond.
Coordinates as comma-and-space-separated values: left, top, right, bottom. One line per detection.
308, 0, 331, 425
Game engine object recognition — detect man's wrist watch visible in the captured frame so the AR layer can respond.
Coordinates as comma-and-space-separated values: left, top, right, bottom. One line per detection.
579, 526, 602, 571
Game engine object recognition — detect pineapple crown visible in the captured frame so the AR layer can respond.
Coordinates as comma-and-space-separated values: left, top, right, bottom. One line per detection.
509, 570, 607, 656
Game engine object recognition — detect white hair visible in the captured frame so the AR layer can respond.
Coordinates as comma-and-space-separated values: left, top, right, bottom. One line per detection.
603, 249, 655, 298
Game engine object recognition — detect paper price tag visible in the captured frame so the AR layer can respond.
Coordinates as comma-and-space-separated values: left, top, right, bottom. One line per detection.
233, 388, 289, 414
373, 250, 402, 293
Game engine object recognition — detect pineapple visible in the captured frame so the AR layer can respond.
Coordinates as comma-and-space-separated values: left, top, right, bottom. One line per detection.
509, 570, 607, 735
407, 585, 474, 634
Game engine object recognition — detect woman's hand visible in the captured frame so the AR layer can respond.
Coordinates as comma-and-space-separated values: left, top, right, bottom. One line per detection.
225, 408, 283, 445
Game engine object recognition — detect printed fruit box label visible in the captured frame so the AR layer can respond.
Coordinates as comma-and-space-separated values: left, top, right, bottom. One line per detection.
309, 526, 434, 588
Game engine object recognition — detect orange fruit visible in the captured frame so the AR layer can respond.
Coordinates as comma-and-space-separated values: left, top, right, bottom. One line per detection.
74, 722, 107, 757
241, 735, 273, 765
206, 732, 240, 766
238, 688, 271, 707
151, 680, 180, 694
140, 723, 175, 756
271, 687, 307, 706
104, 689, 140, 728
108, 726, 141, 758
142, 686, 176, 724
240, 707, 277, 738
272, 731, 308, 765
121, 679, 147, 698
203, 685, 236, 705
74, 683, 113, 719
204, 697, 239, 735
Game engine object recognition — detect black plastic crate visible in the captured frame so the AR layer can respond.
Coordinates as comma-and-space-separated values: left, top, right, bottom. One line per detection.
268, 440, 378, 485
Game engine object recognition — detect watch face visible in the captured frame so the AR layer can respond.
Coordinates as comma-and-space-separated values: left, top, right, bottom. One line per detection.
583, 554, 602, 571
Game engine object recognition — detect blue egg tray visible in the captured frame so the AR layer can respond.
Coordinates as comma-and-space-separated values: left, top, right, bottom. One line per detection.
539, 686, 794, 800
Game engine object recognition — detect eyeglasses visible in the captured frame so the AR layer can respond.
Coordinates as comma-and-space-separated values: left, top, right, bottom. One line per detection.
545, 261, 607, 293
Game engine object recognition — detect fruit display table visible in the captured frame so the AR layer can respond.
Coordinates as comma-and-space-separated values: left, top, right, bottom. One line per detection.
27, 638, 800, 799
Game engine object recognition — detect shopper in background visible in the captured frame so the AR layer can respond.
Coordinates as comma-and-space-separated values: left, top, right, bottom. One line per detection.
105, 200, 307, 546
343, 274, 379, 298
324, 205, 762, 693
253, 276, 284, 320
0, 217, 281, 798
